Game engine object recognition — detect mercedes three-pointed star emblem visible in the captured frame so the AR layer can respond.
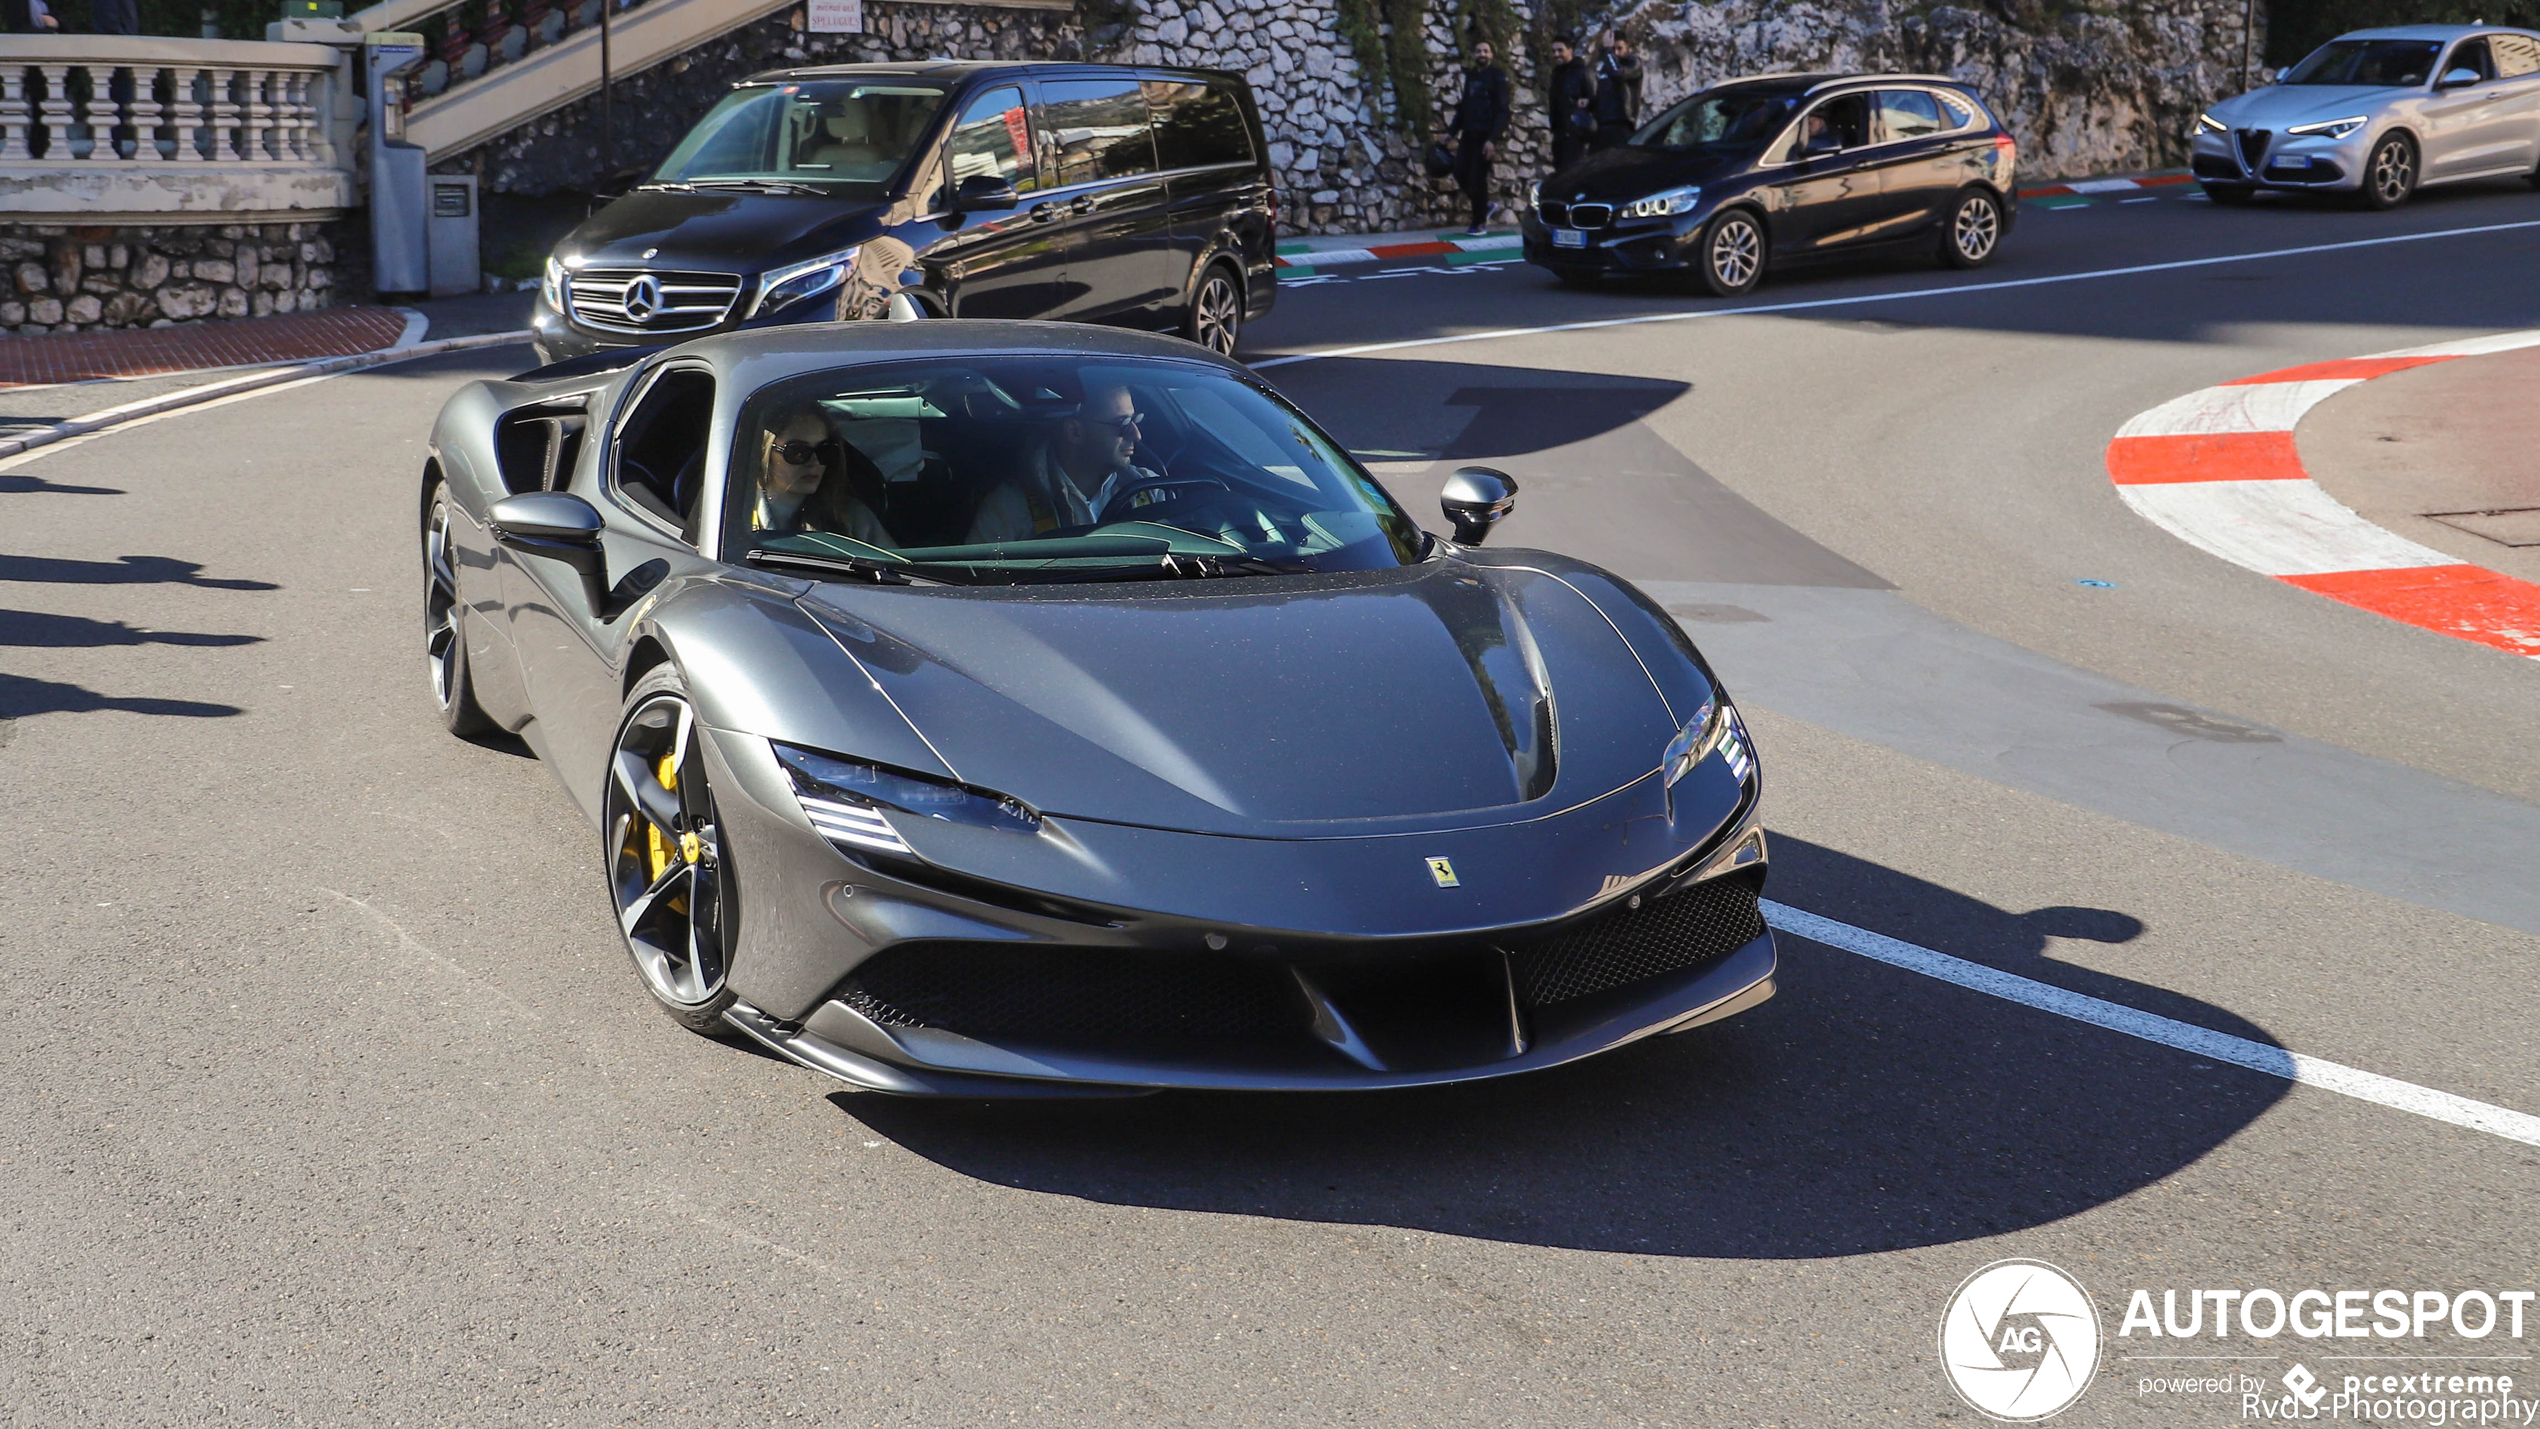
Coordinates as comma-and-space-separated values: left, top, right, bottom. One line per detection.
623, 274, 662, 323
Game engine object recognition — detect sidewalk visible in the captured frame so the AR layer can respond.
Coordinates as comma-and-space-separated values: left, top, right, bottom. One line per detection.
0, 307, 417, 388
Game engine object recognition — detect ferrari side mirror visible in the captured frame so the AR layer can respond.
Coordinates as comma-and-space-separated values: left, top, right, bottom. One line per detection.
1441, 466, 1518, 545
491, 492, 611, 614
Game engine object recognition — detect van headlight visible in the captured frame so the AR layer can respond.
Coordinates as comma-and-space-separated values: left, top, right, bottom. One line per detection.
750, 246, 860, 318
1620, 185, 1702, 219
541, 255, 564, 310
2286, 115, 2366, 139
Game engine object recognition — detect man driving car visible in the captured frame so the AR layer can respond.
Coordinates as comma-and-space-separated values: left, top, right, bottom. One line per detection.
963, 381, 1164, 544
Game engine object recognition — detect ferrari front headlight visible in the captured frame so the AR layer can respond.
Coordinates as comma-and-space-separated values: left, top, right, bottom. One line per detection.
1662, 694, 1752, 788
773, 743, 1038, 856
1621, 185, 1702, 219
2286, 115, 2367, 139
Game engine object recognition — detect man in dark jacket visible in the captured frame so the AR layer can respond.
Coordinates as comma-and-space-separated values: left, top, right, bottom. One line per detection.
89, 0, 139, 33
1545, 37, 1592, 173
1591, 31, 1643, 151
1447, 39, 1510, 236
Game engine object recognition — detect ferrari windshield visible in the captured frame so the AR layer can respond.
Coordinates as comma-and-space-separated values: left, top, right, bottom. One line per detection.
2280, 38, 2443, 86
723, 356, 1428, 583
648, 81, 948, 194
1631, 90, 1799, 150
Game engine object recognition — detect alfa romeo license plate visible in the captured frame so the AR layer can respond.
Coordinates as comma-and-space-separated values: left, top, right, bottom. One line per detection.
1553, 228, 1586, 248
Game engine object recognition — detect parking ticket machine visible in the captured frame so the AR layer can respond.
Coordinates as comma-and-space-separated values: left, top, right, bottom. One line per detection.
364, 32, 429, 297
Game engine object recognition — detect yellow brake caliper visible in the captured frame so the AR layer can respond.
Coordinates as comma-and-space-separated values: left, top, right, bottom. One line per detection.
646, 752, 680, 903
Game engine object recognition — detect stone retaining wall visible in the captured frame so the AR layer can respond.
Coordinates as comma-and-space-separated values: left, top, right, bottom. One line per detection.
1, 222, 341, 336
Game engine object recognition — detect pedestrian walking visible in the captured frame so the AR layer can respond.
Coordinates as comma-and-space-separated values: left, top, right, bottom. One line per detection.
1590, 32, 1643, 151
89, 0, 137, 33
1546, 37, 1593, 173
1447, 39, 1510, 236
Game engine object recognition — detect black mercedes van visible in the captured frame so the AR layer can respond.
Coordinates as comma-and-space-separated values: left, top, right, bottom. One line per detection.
529, 61, 1277, 363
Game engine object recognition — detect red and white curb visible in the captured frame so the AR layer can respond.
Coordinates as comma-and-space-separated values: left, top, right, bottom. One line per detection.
1274, 232, 1522, 271
2020, 171, 2194, 199
2105, 330, 2540, 659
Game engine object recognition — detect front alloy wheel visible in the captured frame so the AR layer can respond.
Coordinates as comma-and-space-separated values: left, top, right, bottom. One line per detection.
2363, 134, 2417, 210
1940, 190, 2002, 268
1185, 264, 1243, 357
1696, 210, 1765, 297
423, 482, 491, 736
605, 668, 739, 1033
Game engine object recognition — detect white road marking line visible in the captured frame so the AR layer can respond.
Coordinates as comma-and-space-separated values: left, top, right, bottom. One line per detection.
1761, 899, 2540, 1149
2121, 196, 2161, 204
1252, 217, 2540, 369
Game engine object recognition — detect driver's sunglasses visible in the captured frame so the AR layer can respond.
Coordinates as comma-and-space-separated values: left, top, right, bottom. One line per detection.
773, 437, 835, 465
1100, 412, 1146, 438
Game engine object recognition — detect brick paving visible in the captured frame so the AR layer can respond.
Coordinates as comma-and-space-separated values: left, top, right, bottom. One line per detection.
0, 307, 413, 388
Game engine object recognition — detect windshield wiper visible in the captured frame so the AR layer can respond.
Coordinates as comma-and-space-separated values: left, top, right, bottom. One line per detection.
990, 554, 1314, 585
690, 178, 831, 196
634, 180, 696, 192
745, 549, 955, 585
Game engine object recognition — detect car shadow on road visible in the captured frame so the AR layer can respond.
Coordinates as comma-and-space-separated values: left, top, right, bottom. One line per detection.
844, 837, 2286, 1258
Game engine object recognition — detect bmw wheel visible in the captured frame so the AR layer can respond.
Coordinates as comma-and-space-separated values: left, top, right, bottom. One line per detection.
1183, 262, 1244, 357
1939, 189, 2002, 269
423, 481, 492, 737
1695, 209, 1765, 298
2363, 133, 2418, 210
606, 665, 740, 1034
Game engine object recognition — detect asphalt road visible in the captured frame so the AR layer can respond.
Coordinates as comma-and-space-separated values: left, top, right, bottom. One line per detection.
7, 179, 2540, 1427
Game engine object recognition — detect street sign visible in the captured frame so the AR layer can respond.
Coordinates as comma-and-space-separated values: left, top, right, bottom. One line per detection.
806, 0, 861, 32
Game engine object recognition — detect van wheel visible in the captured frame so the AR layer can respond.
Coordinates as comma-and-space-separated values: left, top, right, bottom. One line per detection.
1184, 263, 1243, 357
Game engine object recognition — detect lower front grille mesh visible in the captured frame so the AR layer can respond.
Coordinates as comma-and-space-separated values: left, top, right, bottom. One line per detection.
1508, 869, 1765, 1007
841, 942, 1304, 1045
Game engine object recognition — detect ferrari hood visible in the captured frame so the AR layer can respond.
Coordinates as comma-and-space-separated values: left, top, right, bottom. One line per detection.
796, 563, 1688, 838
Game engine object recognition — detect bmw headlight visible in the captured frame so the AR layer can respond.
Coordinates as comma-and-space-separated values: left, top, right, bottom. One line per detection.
541, 254, 564, 311
1620, 185, 1702, 220
2196, 112, 2228, 135
749, 246, 859, 318
773, 743, 1039, 857
1526, 178, 1542, 210
2286, 115, 2367, 139
1662, 694, 1753, 789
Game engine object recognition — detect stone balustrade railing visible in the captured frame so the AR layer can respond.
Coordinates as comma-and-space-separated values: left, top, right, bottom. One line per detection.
0, 34, 354, 222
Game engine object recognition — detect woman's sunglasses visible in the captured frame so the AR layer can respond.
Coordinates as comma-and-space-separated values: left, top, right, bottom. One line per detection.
772, 438, 835, 465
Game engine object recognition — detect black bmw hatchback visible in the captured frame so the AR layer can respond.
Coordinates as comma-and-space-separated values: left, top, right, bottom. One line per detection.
1522, 72, 2020, 296
530, 61, 1277, 365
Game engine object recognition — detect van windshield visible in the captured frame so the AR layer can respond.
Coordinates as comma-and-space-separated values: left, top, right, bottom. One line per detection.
648, 82, 949, 195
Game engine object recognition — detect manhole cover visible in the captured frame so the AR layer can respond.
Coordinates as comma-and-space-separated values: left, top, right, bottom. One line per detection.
2425, 508, 2540, 547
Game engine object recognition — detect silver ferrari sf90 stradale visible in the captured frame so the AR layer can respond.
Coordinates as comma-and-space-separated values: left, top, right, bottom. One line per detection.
421, 321, 1775, 1096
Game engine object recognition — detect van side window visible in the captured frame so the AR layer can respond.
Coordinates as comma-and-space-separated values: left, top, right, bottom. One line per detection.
614, 369, 717, 539
944, 85, 1039, 194
1144, 79, 1254, 168
1037, 79, 1159, 185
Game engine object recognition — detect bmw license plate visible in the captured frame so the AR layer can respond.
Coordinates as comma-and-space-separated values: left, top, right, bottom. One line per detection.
1552, 228, 1587, 248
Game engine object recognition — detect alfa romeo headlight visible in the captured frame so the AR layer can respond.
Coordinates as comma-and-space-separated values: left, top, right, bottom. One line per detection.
773, 743, 1038, 856
1621, 185, 1702, 219
1662, 694, 1753, 788
2286, 115, 2366, 139
2196, 112, 2228, 135
750, 246, 859, 318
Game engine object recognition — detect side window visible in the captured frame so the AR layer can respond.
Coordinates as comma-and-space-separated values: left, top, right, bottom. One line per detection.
1934, 91, 1978, 129
1877, 90, 1946, 141
1036, 78, 1158, 186
1776, 93, 1870, 159
1145, 79, 1255, 169
614, 368, 717, 539
943, 85, 1038, 194
2446, 37, 2496, 80
2494, 33, 2540, 77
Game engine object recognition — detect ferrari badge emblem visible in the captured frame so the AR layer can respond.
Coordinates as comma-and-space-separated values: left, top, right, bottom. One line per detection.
1426, 857, 1459, 888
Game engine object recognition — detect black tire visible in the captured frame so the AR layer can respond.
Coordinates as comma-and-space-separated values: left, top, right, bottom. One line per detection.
2362, 133, 2418, 210
604, 664, 741, 1035
2201, 181, 2255, 206
1694, 208, 1766, 298
1938, 188, 2004, 269
422, 480, 493, 737
1182, 261, 1243, 357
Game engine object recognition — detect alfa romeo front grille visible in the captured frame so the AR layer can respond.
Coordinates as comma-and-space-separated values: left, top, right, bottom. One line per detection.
2235, 129, 2270, 173
563, 267, 742, 336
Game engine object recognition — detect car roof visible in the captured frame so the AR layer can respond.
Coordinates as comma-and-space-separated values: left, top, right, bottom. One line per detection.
1705, 71, 1983, 99
660, 319, 1251, 394
2332, 23, 2530, 40
742, 59, 1233, 85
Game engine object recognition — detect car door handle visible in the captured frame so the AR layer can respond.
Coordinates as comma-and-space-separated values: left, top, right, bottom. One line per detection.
1069, 195, 1097, 214
1030, 202, 1062, 222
